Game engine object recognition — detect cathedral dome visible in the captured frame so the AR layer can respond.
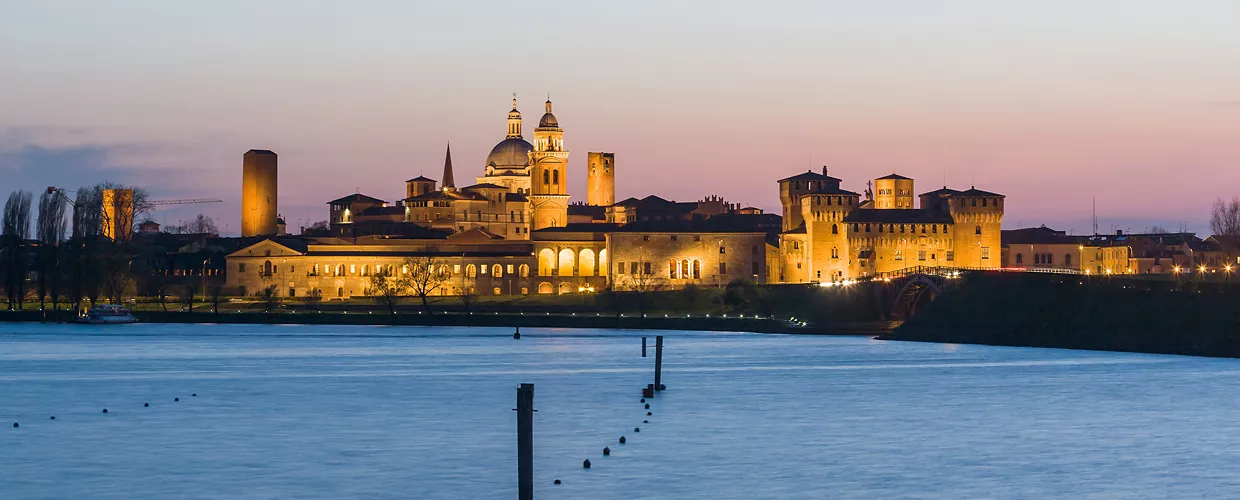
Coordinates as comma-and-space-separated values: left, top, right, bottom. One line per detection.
486, 137, 533, 168
538, 112, 558, 128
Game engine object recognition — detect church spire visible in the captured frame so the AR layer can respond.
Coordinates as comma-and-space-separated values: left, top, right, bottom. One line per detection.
506, 93, 523, 139
441, 142, 455, 190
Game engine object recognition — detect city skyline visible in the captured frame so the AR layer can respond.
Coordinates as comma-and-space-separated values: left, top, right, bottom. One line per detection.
3, 1, 1239, 235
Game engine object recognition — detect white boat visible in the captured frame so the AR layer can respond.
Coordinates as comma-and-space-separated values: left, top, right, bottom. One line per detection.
79, 304, 138, 324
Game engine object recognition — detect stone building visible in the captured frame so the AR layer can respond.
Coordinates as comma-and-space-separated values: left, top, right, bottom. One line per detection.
606, 214, 780, 290
777, 169, 1004, 282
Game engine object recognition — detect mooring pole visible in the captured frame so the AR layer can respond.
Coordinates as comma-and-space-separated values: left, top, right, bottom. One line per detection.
516, 383, 535, 500
654, 335, 664, 391
642, 336, 647, 357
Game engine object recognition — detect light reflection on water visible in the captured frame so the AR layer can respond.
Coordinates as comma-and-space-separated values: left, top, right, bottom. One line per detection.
3, 322, 1240, 499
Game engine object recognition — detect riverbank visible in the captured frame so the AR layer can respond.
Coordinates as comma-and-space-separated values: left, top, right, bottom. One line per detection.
0, 309, 896, 335
880, 273, 1240, 358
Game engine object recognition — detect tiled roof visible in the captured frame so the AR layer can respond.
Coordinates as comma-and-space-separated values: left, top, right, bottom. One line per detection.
328, 193, 386, 205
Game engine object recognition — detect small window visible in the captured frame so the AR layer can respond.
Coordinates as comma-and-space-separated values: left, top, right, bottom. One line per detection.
693, 235, 701, 241
238, 263, 247, 273
643, 235, 650, 241
643, 262, 652, 275
719, 246, 726, 254
832, 224, 838, 235
670, 235, 677, 241
1016, 253, 1024, 265
894, 250, 903, 261
719, 262, 727, 274
975, 225, 982, 235
631, 262, 639, 274
981, 247, 991, 260
918, 250, 926, 261
289, 288, 296, 297
617, 261, 626, 274
946, 251, 955, 261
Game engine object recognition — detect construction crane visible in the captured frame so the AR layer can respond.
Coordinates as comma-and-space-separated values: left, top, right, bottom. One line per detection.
46, 186, 223, 239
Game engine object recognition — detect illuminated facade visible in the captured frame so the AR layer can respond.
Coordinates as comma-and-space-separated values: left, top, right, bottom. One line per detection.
242, 149, 279, 237
777, 169, 1004, 282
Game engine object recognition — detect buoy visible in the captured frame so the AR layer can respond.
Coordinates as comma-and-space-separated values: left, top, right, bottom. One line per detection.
659, 384, 666, 390
643, 420, 648, 423
554, 479, 561, 485
645, 403, 650, 409
102, 409, 108, 414
12, 422, 17, 428
582, 459, 591, 469
144, 403, 149, 407
640, 398, 645, 403
647, 412, 652, 416
174, 397, 179, 402
619, 436, 626, 444
192, 394, 197, 397
49, 416, 55, 420
513, 332, 520, 339
603, 447, 611, 456
634, 427, 640, 432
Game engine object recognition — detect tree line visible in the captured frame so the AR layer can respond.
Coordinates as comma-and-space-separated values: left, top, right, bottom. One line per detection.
0, 184, 153, 314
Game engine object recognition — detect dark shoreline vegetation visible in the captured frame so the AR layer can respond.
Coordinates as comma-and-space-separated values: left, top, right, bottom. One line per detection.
881, 272, 1240, 358
0, 284, 900, 335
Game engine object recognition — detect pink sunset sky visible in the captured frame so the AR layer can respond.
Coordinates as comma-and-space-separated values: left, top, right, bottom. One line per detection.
2, 1, 1238, 235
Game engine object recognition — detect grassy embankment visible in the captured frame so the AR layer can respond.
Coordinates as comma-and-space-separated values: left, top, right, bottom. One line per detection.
882, 272, 1240, 357
1, 284, 899, 335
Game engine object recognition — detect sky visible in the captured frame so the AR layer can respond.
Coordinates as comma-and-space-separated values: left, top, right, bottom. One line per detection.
2, 0, 1238, 235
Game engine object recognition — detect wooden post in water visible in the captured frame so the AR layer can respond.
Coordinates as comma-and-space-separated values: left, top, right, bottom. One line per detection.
516, 383, 535, 500
654, 335, 664, 391
642, 336, 647, 357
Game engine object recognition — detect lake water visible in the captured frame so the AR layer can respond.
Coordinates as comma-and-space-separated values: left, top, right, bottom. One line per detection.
3, 323, 1240, 499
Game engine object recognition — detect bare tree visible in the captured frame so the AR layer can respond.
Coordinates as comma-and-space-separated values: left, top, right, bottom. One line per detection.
167, 214, 220, 236
100, 244, 134, 305
257, 285, 279, 313
2, 190, 34, 310
617, 248, 664, 315
368, 266, 405, 315
180, 282, 198, 313
35, 191, 68, 317
403, 255, 450, 313
206, 281, 224, 315
1211, 197, 1240, 263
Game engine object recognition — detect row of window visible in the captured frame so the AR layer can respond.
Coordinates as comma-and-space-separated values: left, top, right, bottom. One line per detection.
614, 260, 743, 277
1015, 253, 1072, 266
246, 261, 532, 278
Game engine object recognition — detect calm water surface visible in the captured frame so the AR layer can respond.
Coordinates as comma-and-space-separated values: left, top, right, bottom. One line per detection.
3, 323, 1239, 499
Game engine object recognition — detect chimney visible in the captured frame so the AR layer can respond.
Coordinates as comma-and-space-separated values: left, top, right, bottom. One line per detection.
821, 166, 828, 176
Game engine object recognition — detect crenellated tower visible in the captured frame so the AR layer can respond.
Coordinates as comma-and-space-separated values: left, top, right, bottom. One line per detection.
529, 98, 570, 229
800, 187, 861, 282
949, 187, 1005, 268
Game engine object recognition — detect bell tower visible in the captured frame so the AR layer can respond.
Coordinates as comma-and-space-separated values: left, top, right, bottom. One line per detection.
529, 98, 570, 229
587, 152, 615, 206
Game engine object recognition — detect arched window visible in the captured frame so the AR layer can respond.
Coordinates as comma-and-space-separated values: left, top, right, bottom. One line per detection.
598, 249, 608, 277
558, 248, 575, 277
831, 247, 839, 259
264, 260, 273, 275
669, 259, 678, 279
579, 248, 595, 276
492, 264, 503, 277
337, 287, 344, 298
519, 264, 530, 278
538, 248, 555, 276
975, 225, 982, 235
538, 282, 554, 294
1065, 253, 1072, 266
543, 170, 550, 184
692, 259, 701, 279
336, 264, 344, 276
1016, 253, 1024, 265
466, 264, 477, 278
1045, 254, 1054, 265
552, 170, 559, 184
361, 265, 369, 276
493, 287, 502, 296
832, 224, 838, 234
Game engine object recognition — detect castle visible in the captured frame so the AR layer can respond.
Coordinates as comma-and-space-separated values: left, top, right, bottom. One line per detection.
777, 169, 1004, 282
